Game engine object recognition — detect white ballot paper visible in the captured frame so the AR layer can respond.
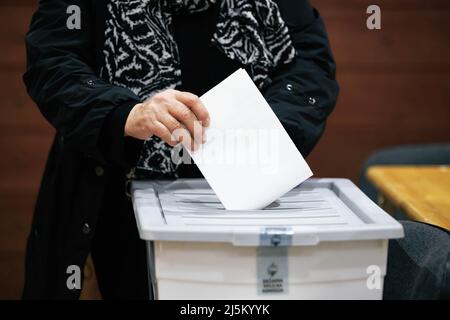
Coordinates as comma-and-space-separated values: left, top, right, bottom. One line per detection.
185, 68, 313, 210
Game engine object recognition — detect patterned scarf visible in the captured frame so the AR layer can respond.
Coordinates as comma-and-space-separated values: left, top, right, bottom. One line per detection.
101, 0, 296, 178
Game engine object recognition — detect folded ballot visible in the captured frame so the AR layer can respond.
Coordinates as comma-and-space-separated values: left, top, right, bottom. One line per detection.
186, 68, 312, 210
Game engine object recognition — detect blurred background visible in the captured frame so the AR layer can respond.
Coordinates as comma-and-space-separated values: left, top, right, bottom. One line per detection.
0, 0, 449, 299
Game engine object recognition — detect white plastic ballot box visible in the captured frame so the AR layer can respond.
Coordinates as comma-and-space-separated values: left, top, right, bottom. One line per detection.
131, 178, 404, 300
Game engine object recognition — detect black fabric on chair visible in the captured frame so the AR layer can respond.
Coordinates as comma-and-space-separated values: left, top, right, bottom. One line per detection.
384, 221, 450, 299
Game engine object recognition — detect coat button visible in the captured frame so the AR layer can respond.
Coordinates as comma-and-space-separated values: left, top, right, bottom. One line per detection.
286, 83, 293, 91
81, 223, 91, 235
60, 135, 64, 145
308, 97, 317, 105
95, 166, 105, 177
86, 80, 95, 87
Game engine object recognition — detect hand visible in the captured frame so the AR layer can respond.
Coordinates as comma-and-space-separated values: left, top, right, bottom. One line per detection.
124, 89, 210, 151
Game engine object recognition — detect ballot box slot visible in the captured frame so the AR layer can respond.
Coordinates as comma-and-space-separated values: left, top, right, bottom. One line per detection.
170, 191, 334, 212
181, 213, 340, 220
175, 199, 327, 204
182, 221, 349, 226
172, 204, 333, 211
158, 184, 362, 228
179, 208, 338, 217
174, 208, 335, 215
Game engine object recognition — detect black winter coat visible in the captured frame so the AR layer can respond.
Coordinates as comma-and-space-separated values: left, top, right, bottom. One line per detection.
23, 0, 338, 299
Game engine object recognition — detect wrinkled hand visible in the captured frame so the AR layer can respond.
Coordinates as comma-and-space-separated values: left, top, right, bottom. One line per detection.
125, 89, 210, 151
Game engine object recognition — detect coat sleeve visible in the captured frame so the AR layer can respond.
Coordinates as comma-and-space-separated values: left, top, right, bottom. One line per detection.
264, 0, 339, 157
23, 0, 143, 168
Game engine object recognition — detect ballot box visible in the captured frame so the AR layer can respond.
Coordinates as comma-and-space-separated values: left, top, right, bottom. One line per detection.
132, 178, 403, 300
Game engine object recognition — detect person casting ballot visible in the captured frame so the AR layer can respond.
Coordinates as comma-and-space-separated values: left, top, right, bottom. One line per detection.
23, 0, 338, 299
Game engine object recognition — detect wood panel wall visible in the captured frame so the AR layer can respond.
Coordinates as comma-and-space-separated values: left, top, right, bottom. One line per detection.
0, 0, 449, 299
308, 0, 450, 177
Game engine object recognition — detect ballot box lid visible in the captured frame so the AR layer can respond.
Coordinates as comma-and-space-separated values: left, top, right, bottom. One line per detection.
131, 178, 403, 246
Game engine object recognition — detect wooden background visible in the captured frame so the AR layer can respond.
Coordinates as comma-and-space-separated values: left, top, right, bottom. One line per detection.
0, 0, 449, 299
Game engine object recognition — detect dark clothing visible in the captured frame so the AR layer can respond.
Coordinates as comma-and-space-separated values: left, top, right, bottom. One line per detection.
173, 2, 242, 95
90, 169, 150, 299
23, 0, 338, 299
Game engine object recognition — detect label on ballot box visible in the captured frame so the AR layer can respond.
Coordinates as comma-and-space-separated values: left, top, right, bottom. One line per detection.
257, 227, 292, 295
257, 246, 289, 295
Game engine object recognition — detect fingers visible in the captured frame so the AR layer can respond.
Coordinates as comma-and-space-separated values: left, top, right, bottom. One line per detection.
172, 125, 196, 152
139, 89, 210, 152
151, 121, 177, 147
150, 118, 196, 151
168, 100, 204, 145
158, 113, 197, 151
175, 91, 210, 127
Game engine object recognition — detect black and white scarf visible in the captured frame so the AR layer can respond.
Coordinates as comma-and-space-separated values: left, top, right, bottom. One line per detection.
101, 0, 296, 178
